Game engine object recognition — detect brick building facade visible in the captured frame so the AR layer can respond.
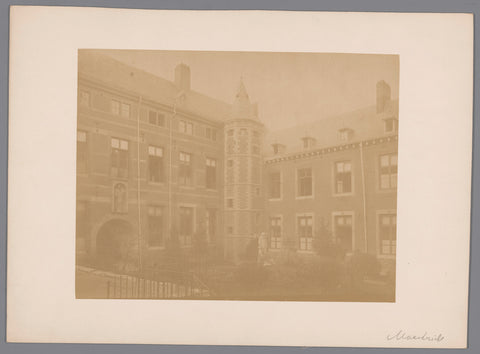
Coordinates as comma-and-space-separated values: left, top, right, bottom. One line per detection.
76, 52, 398, 273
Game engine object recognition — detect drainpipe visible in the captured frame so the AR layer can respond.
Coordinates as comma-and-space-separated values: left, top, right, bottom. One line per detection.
169, 92, 184, 242
137, 96, 143, 271
359, 141, 368, 252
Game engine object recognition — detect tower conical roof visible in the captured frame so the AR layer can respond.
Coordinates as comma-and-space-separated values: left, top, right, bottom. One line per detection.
232, 78, 259, 121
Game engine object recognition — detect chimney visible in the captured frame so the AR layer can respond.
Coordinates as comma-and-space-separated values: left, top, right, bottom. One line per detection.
272, 143, 286, 155
376, 80, 391, 114
174, 63, 191, 91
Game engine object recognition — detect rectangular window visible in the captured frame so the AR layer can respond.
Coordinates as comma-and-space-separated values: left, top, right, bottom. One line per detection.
379, 214, 396, 255
205, 127, 217, 141
206, 158, 217, 189
227, 199, 233, 208
120, 102, 130, 118
148, 206, 164, 247
335, 215, 353, 252
252, 145, 260, 154
179, 120, 185, 132
186, 122, 193, 135
148, 146, 164, 183
77, 130, 87, 174
111, 99, 120, 115
148, 110, 157, 125
269, 172, 281, 199
79, 91, 90, 106
149, 111, 165, 126
335, 161, 352, 194
298, 215, 313, 250
384, 119, 398, 133
297, 168, 313, 197
227, 159, 233, 168
179, 207, 194, 247
179, 120, 193, 135
270, 217, 282, 249
179, 152, 192, 185
379, 153, 398, 190
206, 209, 216, 243
111, 138, 129, 178
227, 129, 234, 136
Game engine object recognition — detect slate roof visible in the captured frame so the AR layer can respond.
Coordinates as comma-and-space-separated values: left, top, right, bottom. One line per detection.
78, 50, 232, 123
264, 100, 399, 157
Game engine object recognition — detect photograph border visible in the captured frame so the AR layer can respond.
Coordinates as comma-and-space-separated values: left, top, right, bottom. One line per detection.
2, 0, 478, 353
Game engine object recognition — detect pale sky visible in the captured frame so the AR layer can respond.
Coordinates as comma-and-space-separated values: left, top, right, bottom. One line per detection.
104, 50, 399, 131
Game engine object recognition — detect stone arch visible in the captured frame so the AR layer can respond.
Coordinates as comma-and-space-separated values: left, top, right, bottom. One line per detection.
94, 218, 138, 271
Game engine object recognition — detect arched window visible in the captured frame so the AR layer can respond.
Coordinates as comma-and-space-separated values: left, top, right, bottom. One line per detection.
113, 183, 127, 213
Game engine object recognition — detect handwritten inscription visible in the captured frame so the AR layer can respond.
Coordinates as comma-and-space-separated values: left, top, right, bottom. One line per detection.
387, 330, 444, 342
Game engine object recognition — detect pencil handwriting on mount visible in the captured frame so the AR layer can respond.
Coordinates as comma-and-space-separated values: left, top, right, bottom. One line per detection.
387, 330, 444, 342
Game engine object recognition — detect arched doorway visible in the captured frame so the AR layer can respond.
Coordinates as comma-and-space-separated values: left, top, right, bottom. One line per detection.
95, 219, 135, 270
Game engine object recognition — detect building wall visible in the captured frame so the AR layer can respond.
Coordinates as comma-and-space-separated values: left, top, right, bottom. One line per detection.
76, 61, 398, 272
76, 78, 225, 269
264, 134, 397, 265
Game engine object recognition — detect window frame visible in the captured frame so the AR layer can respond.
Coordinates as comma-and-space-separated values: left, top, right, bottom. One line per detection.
333, 160, 354, 196
147, 205, 165, 248
378, 152, 398, 191
296, 213, 314, 252
205, 157, 217, 190
296, 167, 313, 199
268, 171, 282, 201
383, 118, 398, 134
148, 145, 164, 184
376, 210, 397, 258
110, 137, 129, 178
178, 205, 195, 248
269, 215, 283, 250
178, 151, 193, 186
332, 211, 355, 254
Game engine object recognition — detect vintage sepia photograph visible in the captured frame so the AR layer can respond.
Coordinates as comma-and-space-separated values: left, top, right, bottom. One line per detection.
75, 49, 399, 302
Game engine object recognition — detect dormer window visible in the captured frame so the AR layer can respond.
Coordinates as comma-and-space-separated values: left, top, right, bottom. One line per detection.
338, 128, 353, 141
301, 137, 316, 149
272, 143, 286, 155
384, 117, 398, 133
